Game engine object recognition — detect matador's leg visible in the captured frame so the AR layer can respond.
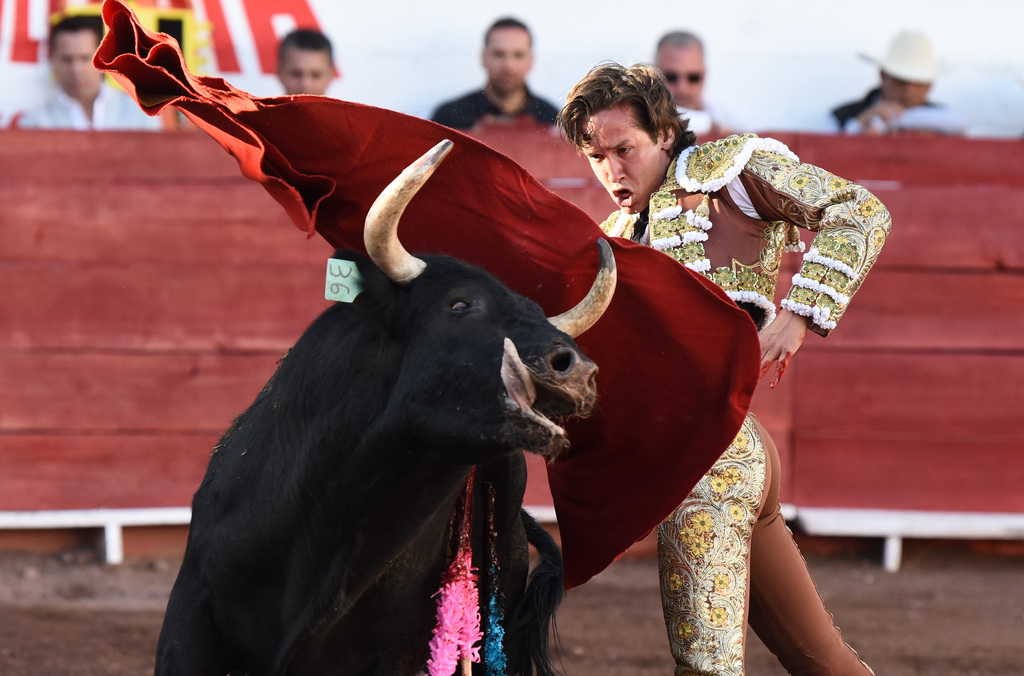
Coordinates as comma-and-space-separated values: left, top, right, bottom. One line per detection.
657, 416, 766, 676
746, 421, 873, 675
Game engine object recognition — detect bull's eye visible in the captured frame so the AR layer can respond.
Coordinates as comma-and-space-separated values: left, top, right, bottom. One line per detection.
450, 300, 471, 313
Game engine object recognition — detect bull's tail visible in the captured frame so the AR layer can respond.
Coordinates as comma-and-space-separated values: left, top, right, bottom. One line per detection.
507, 509, 564, 676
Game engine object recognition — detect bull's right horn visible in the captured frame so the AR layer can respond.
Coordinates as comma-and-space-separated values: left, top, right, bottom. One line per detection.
547, 238, 617, 338
364, 139, 454, 284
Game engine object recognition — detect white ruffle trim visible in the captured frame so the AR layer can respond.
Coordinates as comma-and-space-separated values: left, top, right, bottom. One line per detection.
652, 234, 681, 250
684, 259, 711, 273
652, 229, 709, 250
802, 247, 858, 280
651, 204, 682, 221
791, 274, 850, 305
676, 137, 800, 193
684, 209, 712, 231
606, 211, 639, 238
726, 290, 777, 326
781, 298, 837, 331
652, 204, 709, 250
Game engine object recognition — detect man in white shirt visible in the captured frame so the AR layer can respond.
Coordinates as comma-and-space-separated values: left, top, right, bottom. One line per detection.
18, 15, 160, 131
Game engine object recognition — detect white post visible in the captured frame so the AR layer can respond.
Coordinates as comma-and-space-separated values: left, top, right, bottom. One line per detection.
883, 535, 902, 572
104, 521, 124, 565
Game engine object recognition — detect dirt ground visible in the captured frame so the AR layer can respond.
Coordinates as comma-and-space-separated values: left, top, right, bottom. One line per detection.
1, 539, 1022, 675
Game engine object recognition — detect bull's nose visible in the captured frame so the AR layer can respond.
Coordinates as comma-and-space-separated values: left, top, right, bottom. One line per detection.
547, 346, 578, 373
547, 347, 598, 381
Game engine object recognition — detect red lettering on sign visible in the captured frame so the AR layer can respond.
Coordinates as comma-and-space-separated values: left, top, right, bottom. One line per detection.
9, 0, 46, 63
6, 0, 98, 64
201, 0, 240, 73
2, 0, 321, 75
240, 0, 321, 74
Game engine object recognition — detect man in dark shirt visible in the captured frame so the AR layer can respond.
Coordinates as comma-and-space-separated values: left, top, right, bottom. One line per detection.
431, 17, 558, 130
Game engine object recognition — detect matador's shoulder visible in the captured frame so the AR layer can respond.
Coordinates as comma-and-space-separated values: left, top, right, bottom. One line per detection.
669, 133, 799, 193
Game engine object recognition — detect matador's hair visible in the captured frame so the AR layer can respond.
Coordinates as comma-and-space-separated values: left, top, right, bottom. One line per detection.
557, 62, 696, 157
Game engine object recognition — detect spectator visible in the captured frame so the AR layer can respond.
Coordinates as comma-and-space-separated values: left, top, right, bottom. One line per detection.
276, 28, 338, 96
654, 31, 731, 140
17, 15, 159, 130
431, 17, 558, 130
832, 30, 966, 135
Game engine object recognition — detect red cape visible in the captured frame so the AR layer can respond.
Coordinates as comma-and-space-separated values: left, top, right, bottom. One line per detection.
95, 0, 760, 588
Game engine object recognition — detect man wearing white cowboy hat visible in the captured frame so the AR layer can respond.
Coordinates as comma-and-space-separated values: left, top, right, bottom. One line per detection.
832, 30, 966, 135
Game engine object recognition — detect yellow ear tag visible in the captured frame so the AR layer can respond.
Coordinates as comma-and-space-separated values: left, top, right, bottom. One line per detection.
325, 259, 364, 303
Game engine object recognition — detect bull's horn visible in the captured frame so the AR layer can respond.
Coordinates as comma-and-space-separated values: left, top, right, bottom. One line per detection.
548, 238, 617, 338
364, 139, 454, 283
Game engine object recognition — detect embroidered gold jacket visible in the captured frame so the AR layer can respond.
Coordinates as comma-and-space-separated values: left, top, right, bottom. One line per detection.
599, 134, 891, 336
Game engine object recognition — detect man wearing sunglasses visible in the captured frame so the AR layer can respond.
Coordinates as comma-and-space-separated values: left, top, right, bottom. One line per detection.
655, 31, 731, 140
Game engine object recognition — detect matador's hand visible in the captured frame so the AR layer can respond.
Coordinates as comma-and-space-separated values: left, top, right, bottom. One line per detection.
758, 309, 809, 389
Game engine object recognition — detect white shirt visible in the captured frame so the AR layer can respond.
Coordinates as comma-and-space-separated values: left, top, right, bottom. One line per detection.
842, 104, 967, 136
679, 107, 714, 137
17, 84, 161, 131
677, 104, 731, 138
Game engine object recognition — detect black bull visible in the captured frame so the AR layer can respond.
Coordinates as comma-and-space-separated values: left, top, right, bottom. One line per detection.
155, 142, 615, 676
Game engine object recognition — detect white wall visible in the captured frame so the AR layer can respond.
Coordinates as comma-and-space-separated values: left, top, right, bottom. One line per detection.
3, 0, 1023, 137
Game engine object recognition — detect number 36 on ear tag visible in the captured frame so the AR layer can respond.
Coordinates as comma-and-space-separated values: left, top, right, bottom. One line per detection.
325, 259, 364, 303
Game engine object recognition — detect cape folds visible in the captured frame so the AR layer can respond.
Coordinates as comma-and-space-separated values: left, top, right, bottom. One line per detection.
93, 0, 760, 588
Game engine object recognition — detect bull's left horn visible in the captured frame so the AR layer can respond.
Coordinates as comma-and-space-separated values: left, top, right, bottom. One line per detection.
548, 238, 617, 338
364, 139, 454, 284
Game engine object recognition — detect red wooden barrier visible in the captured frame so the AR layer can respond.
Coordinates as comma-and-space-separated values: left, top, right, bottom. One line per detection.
471, 128, 1024, 516
775, 133, 1024, 187
2, 127, 1023, 556
1, 131, 327, 525
2, 434, 216, 510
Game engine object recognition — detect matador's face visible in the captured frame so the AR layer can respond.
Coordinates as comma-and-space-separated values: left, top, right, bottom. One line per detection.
581, 104, 675, 216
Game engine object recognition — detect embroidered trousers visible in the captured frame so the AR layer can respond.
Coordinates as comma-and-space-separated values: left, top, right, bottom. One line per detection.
657, 414, 872, 675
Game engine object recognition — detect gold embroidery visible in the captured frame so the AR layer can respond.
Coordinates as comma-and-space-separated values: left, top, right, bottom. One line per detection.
601, 137, 891, 336
708, 260, 774, 303
647, 192, 712, 271
761, 222, 787, 275
683, 134, 759, 186
744, 151, 892, 335
598, 211, 635, 240
662, 156, 683, 192
657, 417, 767, 676
651, 190, 681, 213
785, 224, 804, 251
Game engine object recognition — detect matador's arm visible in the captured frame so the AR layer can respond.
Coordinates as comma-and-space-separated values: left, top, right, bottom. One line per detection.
737, 151, 891, 336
